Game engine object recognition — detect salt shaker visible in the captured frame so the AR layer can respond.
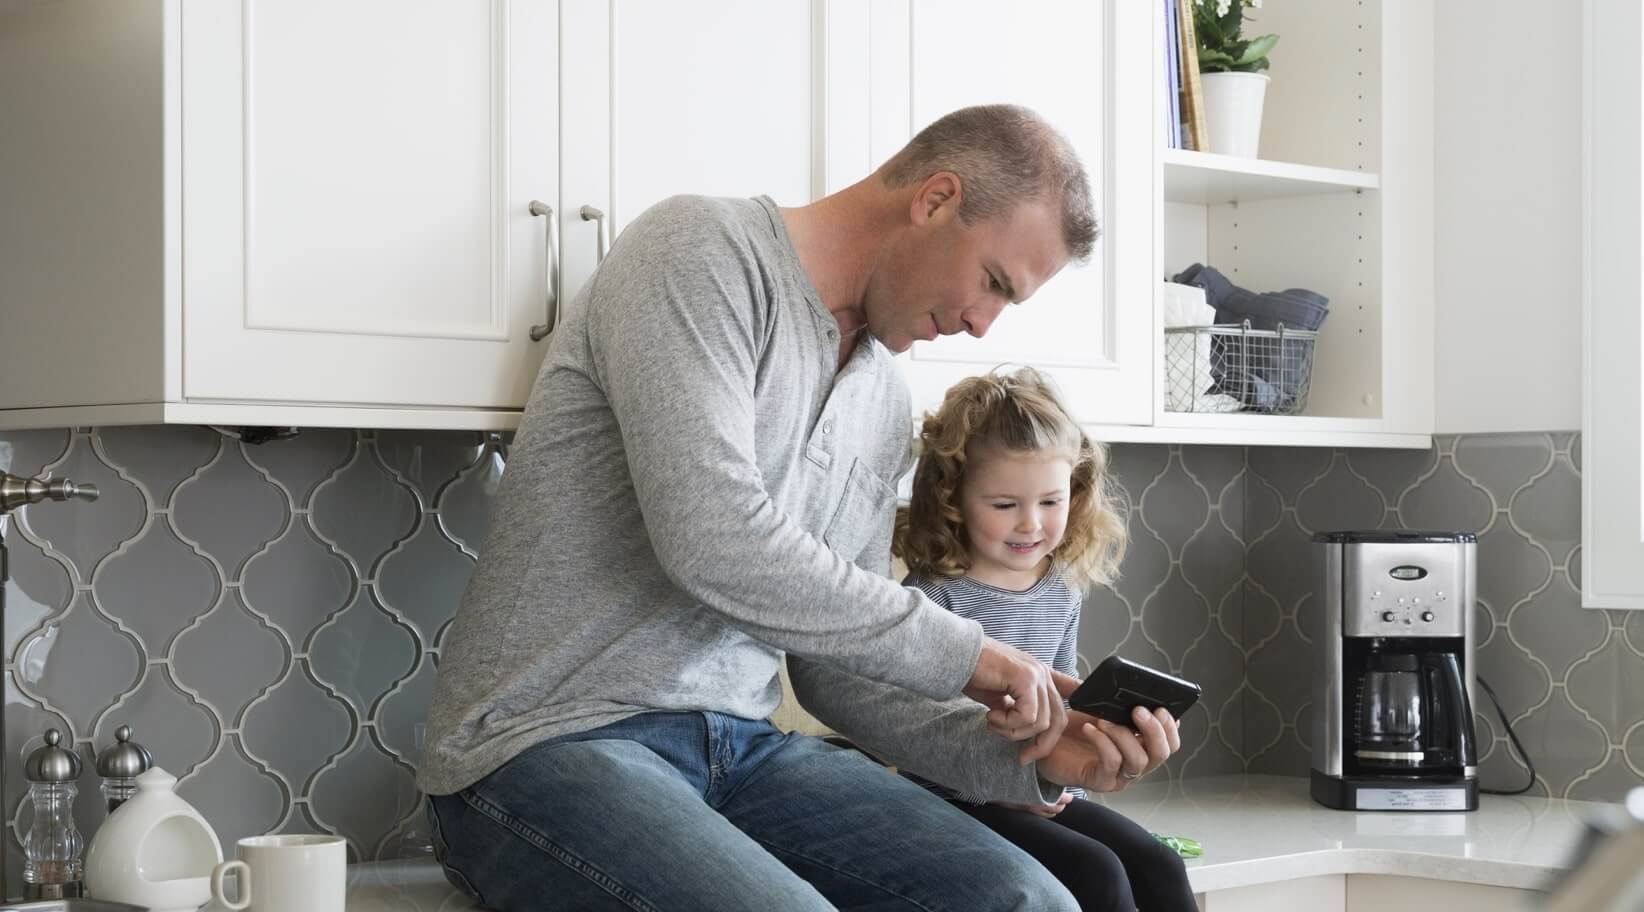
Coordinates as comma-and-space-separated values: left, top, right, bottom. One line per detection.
95, 725, 153, 814
22, 728, 85, 900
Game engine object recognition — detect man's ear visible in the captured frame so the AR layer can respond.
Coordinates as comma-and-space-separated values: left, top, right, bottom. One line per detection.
910, 171, 962, 226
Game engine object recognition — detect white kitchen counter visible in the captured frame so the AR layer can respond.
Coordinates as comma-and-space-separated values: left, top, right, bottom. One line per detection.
1095, 774, 1594, 894
341, 774, 1606, 909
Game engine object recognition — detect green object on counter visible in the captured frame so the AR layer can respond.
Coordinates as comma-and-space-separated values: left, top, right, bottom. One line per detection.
1152, 833, 1203, 858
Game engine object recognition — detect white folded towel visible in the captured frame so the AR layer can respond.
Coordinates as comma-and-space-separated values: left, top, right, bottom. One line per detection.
1162, 282, 1222, 411
1162, 281, 1215, 328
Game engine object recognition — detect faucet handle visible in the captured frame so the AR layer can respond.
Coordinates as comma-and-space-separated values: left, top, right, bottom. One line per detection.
0, 473, 100, 514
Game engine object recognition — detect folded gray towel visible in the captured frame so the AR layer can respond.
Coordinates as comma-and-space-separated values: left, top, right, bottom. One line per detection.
1170, 263, 1329, 330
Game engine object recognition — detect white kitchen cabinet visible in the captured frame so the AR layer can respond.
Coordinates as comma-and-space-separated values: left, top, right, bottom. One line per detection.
2, 1, 1436, 441
1, 0, 559, 429
181, 0, 560, 412
1344, 875, 1541, 910
877, 0, 1434, 446
0, 0, 864, 431
1195, 874, 1541, 912
886, 0, 1156, 427
556, 0, 847, 315
1581, 0, 1644, 609
1150, 0, 1437, 448
1198, 874, 1345, 912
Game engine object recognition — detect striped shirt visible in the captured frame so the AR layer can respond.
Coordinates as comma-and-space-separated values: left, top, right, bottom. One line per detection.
903, 566, 1084, 803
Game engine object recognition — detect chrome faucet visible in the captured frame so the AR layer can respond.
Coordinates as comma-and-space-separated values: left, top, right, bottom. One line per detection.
0, 472, 98, 902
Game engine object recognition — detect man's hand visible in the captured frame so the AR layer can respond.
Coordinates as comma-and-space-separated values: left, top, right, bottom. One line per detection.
1037, 705, 1182, 793
963, 637, 1067, 763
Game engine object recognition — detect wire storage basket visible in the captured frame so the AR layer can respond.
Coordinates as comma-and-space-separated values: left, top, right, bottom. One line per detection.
1164, 320, 1318, 415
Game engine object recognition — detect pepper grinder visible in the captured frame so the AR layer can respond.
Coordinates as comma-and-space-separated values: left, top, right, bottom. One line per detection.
21, 728, 85, 900
95, 725, 153, 814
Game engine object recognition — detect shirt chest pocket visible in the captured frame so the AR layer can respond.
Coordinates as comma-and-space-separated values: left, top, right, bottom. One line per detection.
822, 458, 897, 562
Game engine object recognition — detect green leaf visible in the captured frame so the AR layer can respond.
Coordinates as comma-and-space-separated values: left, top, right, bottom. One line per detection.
1194, 9, 1228, 48
1197, 48, 1236, 71
1234, 33, 1279, 65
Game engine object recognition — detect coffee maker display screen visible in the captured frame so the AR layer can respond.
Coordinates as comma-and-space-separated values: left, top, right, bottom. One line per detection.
1389, 565, 1427, 580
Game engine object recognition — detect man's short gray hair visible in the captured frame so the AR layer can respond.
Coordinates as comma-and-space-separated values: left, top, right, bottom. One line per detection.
879, 104, 1098, 263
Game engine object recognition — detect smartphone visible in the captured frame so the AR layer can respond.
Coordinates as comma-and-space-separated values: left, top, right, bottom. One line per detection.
1068, 656, 1201, 727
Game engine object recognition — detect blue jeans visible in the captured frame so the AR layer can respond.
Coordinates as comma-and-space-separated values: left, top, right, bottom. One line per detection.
427, 711, 1077, 911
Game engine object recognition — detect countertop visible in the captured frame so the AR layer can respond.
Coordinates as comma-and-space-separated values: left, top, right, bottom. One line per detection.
1095, 773, 1595, 894
340, 774, 1607, 908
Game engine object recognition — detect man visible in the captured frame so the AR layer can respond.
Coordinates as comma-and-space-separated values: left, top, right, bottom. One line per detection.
419, 104, 1180, 911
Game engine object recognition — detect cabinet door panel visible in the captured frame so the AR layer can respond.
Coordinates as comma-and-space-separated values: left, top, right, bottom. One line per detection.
559, 0, 822, 312
894, 0, 1153, 425
1584, 0, 1644, 609
182, 0, 556, 409
612, 1, 815, 221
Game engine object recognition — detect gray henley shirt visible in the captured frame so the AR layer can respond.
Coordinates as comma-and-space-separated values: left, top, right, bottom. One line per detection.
418, 195, 1059, 806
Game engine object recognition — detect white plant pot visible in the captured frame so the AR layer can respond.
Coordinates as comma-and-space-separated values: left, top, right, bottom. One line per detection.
1200, 71, 1269, 158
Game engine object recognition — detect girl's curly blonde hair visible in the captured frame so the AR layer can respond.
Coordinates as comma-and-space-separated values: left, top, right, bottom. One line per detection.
893, 367, 1127, 589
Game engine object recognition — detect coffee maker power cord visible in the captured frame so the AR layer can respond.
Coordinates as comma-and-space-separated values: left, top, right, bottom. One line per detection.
1475, 675, 1537, 796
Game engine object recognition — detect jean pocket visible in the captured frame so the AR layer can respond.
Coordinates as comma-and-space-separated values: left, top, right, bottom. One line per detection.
428, 793, 485, 904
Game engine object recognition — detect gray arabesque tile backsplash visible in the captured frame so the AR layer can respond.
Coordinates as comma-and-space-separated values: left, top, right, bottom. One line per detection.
1, 427, 1637, 881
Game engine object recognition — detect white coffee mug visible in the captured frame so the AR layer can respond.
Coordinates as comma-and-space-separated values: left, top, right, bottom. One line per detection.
209, 834, 347, 912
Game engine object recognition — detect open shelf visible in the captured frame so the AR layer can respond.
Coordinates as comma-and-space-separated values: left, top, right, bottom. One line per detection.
1090, 412, 1429, 449
1163, 149, 1379, 204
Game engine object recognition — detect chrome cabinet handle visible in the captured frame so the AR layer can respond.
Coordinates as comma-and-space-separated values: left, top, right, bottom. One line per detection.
528, 200, 560, 342
581, 205, 610, 263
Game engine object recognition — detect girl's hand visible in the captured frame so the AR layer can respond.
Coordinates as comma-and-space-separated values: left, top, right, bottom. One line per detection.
997, 792, 1074, 818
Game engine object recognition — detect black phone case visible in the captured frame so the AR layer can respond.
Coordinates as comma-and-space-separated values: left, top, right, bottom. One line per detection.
1068, 656, 1201, 726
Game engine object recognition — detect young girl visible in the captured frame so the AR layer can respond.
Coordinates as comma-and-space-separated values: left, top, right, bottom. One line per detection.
893, 367, 1197, 912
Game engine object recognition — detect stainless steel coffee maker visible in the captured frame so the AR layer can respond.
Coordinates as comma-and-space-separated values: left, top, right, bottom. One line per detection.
1311, 531, 1479, 811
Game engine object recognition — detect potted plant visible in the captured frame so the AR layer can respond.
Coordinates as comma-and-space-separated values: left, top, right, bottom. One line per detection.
1194, 0, 1278, 158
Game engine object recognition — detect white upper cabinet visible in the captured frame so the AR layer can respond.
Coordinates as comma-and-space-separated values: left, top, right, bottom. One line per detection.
181, 1, 558, 411
0, 0, 560, 429
557, 0, 829, 312
1152, 0, 1436, 448
1582, 0, 1644, 609
0, 0, 863, 431
1, 1, 1433, 443
889, 0, 1156, 427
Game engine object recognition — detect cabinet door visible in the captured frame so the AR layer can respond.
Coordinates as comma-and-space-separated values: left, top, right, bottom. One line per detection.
558, 0, 834, 310
1583, 0, 1644, 609
889, 0, 1154, 425
181, 1, 557, 409
1203, 875, 1345, 912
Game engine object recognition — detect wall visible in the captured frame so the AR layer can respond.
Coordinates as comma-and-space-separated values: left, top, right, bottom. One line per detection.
0, 426, 1630, 891
1236, 434, 1640, 801
1433, 0, 1583, 433
1090, 433, 1639, 802
0, 426, 501, 883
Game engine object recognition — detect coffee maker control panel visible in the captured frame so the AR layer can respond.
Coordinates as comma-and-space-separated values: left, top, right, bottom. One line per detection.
1343, 542, 1469, 638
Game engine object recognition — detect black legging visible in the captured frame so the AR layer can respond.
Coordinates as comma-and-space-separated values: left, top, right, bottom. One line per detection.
953, 797, 1198, 912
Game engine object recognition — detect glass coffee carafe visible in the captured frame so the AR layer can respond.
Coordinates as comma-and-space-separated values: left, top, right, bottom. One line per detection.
1350, 647, 1473, 772
1355, 653, 1426, 765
